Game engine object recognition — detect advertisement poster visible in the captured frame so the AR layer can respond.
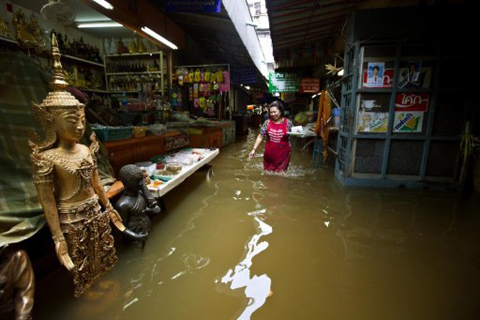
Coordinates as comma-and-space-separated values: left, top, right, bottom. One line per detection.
363, 68, 393, 88
393, 111, 424, 132
365, 62, 385, 88
395, 93, 429, 112
357, 112, 389, 132
398, 61, 431, 89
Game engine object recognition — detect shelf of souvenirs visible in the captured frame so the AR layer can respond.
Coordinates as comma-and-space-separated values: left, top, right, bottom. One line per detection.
62, 54, 104, 68
109, 89, 166, 94
104, 51, 165, 58
0, 35, 105, 67
80, 88, 108, 93
106, 71, 165, 76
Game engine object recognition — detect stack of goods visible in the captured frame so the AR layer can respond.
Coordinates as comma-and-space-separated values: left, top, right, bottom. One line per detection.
108, 73, 162, 92
104, 38, 159, 55
106, 61, 156, 73
54, 32, 103, 63
146, 148, 208, 189
11, 9, 49, 52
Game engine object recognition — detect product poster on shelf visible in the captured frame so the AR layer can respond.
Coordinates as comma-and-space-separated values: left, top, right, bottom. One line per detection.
357, 111, 389, 132
393, 111, 424, 132
395, 93, 429, 112
363, 69, 393, 88
365, 62, 385, 88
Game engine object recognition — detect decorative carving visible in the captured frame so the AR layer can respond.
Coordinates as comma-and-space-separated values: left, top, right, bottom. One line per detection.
29, 34, 125, 297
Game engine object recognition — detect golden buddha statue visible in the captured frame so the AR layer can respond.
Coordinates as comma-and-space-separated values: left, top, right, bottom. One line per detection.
29, 34, 125, 297
12, 9, 35, 47
0, 19, 11, 38
128, 38, 138, 53
138, 38, 146, 53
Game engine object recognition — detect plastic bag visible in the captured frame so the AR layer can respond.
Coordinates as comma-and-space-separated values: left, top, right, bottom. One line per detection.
294, 112, 308, 126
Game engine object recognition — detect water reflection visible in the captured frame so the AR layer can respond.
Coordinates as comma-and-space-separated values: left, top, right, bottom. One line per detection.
219, 211, 273, 320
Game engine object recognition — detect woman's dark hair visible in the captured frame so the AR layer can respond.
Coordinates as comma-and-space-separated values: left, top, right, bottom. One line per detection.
269, 100, 284, 116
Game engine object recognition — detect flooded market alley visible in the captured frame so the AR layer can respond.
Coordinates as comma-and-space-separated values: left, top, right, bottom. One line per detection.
34, 130, 480, 320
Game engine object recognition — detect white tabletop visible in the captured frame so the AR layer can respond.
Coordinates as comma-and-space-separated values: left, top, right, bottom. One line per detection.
148, 148, 220, 198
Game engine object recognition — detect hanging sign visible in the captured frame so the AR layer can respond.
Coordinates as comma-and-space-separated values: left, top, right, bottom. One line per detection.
395, 93, 429, 112
393, 111, 424, 132
165, 0, 221, 13
269, 72, 301, 93
300, 78, 320, 93
232, 67, 256, 85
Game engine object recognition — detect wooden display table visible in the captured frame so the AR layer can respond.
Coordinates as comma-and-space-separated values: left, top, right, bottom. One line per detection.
105, 131, 181, 175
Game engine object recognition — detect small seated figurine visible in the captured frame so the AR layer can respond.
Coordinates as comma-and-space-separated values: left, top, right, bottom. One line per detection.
115, 165, 161, 241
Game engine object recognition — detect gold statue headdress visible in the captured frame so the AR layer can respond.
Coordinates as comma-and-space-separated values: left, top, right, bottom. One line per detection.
30, 33, 84, 150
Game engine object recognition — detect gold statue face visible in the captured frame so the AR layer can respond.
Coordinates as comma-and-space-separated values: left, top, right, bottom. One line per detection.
53, 108, 85, 143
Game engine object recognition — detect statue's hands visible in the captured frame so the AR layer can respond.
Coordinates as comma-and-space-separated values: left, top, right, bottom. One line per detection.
123, 229, 148, 241
143, 205, 161, 216
108, 208, 126, 232
54, 237, 74, 271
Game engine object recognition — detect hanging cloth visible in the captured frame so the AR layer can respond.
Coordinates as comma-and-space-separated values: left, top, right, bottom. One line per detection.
314, 90, 332, 162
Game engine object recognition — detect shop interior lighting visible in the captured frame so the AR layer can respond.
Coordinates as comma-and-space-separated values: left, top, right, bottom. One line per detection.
141, 26, 178, 50
91, 0, 114, 10
77, 22, 122, 28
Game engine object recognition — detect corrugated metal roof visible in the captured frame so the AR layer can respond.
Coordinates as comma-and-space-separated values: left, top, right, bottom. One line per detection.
267, 0, 359, 53
266, 0, 425, 68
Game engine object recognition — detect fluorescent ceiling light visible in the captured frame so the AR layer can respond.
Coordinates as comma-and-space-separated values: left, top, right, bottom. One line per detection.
141, 26, 178, 50
77, 22, 122, 28
92, 0, 114, 10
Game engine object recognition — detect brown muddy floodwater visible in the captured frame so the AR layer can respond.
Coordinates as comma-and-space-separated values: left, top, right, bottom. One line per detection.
34, 130, 480, 320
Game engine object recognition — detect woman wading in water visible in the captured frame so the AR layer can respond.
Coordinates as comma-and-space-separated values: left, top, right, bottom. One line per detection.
249, 101, 293, 172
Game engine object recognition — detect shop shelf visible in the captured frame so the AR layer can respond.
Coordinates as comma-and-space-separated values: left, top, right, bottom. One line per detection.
106, 71, 164, 76
61, 54, 104, 67
105, 52, 165, 58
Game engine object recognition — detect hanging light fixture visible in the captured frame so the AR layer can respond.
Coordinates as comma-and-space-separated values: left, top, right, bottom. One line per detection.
91, 0, 114, 10
141, 26, 178, 50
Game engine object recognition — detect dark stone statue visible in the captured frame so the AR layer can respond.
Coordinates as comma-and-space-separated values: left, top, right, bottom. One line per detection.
114, 165, 161, 241
0, 246, 34, 320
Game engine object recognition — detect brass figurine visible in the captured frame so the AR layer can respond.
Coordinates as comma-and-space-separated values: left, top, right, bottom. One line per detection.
0, 246, 35, 320
29, 34, 125, 297
114, 165, 161, 241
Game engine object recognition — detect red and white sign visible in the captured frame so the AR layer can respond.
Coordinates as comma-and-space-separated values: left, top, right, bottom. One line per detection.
300, 78, 320, 93
363, 69, 394, 88
395, 93, 429, 112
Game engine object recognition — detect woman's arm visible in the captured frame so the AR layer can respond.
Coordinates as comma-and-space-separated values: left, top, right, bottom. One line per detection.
249, 134, 264, 158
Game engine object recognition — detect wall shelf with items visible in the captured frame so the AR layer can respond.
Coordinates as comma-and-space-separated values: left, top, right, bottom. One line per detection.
62, 54, 105, 68
336, 41, 463, 186
104, 51, 167, 96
